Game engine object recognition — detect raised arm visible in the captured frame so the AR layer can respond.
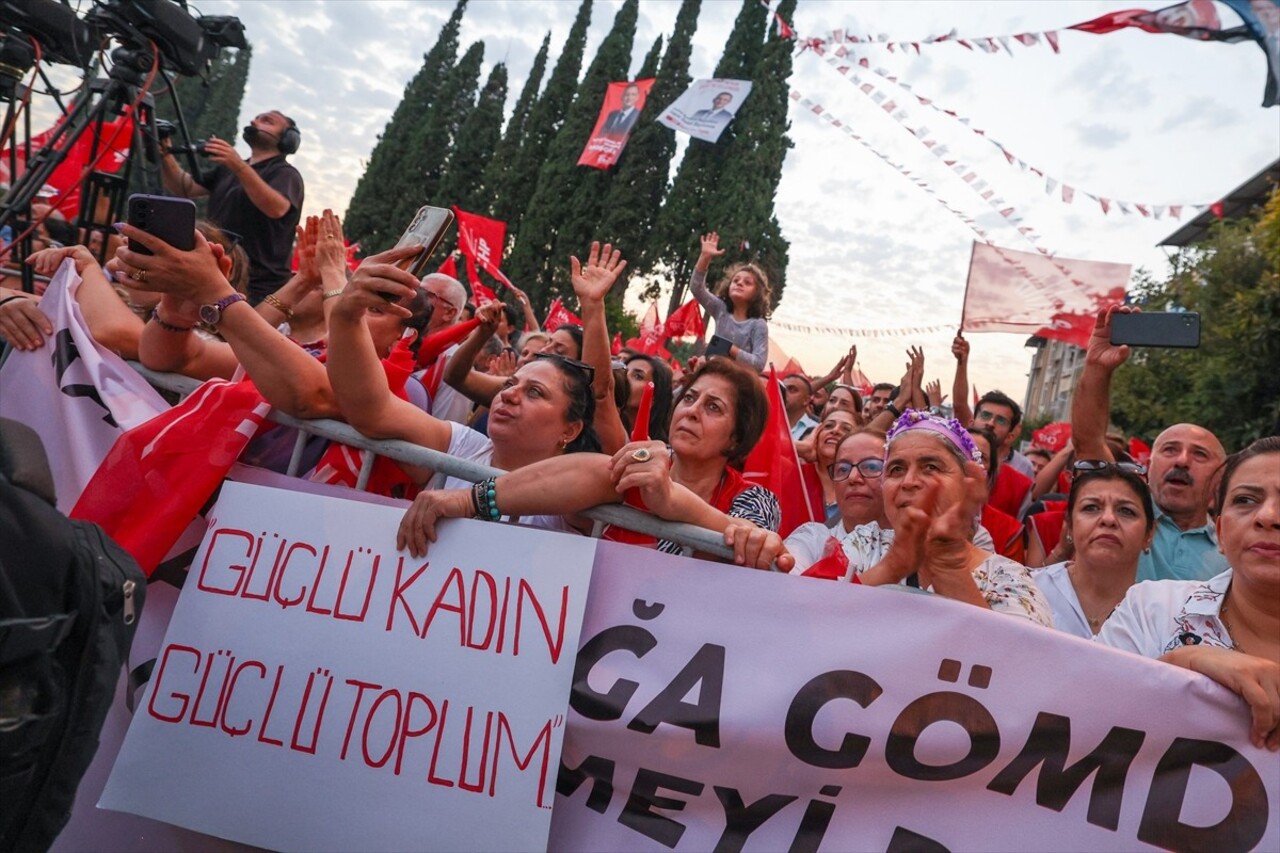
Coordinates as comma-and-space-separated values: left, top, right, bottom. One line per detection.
689, 232, 726, 316
1072, 306, 1133, 463
442, 304, 507, 407
203, 137, 291, 219
951, 332, 973, 426
1031, 442, 1073, 500
571, 241, 630, 453
506, 282, 540, 333
326, 246, 452, 449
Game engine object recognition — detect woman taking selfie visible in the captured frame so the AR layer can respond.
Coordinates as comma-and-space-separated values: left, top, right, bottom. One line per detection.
1098, 437, 1280, 751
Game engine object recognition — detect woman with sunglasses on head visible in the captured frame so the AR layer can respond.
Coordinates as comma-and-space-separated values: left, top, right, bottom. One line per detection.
1098, 437, 1280, 751
395, 357, 786, 570
326, 245, 600, 533
1031, 462, 1154, 638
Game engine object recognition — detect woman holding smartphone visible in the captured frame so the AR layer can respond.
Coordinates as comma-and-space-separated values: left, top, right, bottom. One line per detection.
689, 232, 770, 372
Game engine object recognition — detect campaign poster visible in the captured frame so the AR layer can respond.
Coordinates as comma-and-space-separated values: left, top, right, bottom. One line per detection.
578, 78, 655, 169
657, 78, 753, 143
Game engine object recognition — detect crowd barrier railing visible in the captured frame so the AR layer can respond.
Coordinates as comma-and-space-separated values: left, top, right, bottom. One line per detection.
129, 362, 739, 561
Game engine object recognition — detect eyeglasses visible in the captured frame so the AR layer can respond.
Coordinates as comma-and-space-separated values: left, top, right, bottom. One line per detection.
220, 229, 244, 250
975, 410, 1011, 429
425, 290, 459, 316
534, 351, 596, 382
829, 458, 885, 482
1071, 459, 1148, 480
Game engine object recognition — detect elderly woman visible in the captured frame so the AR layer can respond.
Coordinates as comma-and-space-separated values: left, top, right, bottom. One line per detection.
814, 410, 1053, 624
1034, 463, 1154, 638
395, 357, 787, 569
1098, 437, 1280, 751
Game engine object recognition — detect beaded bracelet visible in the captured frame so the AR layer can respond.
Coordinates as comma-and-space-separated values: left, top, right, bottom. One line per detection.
263, 294, 294, 320
471, 477, 501, 521
322, 288, 344, 301
150, 309, 195, 333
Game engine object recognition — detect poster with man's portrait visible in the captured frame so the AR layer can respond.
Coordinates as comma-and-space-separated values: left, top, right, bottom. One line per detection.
578, 78, 655, 170
656, 78, 753, 143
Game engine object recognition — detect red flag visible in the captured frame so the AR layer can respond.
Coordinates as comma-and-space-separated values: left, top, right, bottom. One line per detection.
543, 298, 582, 333
848, 366, 874, 399
452, 207, 507, 285
414, 317, 481, 369
71, 377, 271, 575
1069, 0, 1223, 37
611, 331, 623, 356
1129, 437, 1152, 466
1032, 421, 1072, 452
801, 536, 862, 582
631, 382, 654, 441
437, 255, 459, 278
664, 298, 706, 339
471, 279, 498, 307
961, 242, 1130, 348
578, 78, 656, 170
1210, 201, 1226, 219
742, 366, 822, 538
0, 109, 133, 218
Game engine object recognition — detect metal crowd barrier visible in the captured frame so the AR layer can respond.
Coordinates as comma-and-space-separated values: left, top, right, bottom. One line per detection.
129, 363, 738, 561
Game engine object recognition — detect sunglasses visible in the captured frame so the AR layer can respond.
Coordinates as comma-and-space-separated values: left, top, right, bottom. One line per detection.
534, 351, 596, 382
829, 458, 885, 482
1071, 459, 1148, 480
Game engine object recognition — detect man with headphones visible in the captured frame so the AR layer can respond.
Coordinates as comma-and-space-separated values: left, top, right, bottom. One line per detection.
160, 110, 305, 305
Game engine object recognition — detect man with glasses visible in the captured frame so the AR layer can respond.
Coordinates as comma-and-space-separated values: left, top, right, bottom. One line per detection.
1072, 306, 1228, 582
415, 274, 472, 425
974, 390, 1035, 519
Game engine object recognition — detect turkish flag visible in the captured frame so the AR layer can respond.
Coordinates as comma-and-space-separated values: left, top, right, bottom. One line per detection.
664, 298, 706, 339
611, 331, 623, 355
71, 377, 271, 575
801, 536, 861, 582
962, 242, 1130, 348
544, 298, 582, 332
1129, 437, 1152, 466
742, 366, 822, 537
453, 207, 508, 286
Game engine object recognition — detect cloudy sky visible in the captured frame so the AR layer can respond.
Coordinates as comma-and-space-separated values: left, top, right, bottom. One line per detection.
49, 1, 1280, 400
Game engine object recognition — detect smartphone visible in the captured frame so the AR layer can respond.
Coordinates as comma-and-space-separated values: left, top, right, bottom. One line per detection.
126, 194, 197, 255
393, 205, 455, 280
1110, 311, 1200, 348
705, 334, 733, 358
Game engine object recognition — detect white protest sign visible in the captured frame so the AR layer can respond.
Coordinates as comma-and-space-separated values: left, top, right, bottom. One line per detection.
657, 78, 753, 142
101, 481, 596, 852
550, 541, 1279, 851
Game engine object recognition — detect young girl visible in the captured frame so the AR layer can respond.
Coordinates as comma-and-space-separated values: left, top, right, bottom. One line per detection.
689, 231, 770, 372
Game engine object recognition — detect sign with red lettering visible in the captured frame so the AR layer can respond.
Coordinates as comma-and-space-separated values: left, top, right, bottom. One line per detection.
549, 542, 1279, 851
101, 482, 596, 851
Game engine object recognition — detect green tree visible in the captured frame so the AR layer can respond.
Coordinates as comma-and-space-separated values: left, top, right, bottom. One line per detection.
159, 45, 252, 144
344, 0, 467, 251
495, 0, 593, 235
702, 0, 795, 307
479, 32, 550, 219
507, 0, 639, 314
1110, 187, 1280, 450
644, 0, 768, 312
436, 62, 508, 212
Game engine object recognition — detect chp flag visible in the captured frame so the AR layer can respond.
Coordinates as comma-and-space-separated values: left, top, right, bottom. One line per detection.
657, 78, 753, 143
452, 207, 509, 298
961, 241, 1130, 348
579, 78, 655, 169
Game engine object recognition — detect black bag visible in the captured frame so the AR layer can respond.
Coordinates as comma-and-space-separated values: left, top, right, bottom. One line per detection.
0, 420, 146, 852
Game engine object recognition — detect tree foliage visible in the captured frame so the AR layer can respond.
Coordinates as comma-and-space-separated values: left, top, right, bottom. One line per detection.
344, 0, 467, 252
160, 45, 252, 144
1110, 186, 1280, 450
436, 62, 508, 212
479, 32, 550, 219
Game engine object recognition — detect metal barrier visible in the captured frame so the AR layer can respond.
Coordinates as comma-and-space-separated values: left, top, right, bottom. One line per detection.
129, 363, 738, 561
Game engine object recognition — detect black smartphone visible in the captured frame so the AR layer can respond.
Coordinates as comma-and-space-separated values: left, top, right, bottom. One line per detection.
705, 334, 733, 358
126, 194, 197, 255
1110, 311, 1200, 348
393, 205, 455, 277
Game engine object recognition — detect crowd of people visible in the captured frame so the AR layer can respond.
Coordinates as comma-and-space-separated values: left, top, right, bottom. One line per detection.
1, 106, 1277, 755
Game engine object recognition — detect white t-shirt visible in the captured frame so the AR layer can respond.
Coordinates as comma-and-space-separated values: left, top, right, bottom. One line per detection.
442, 422, 576, 535
1094, 568, 1235, 657
421, 343, 473, 426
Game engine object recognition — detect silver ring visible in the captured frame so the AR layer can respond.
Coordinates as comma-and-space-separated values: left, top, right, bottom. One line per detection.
630, 447, 651, 462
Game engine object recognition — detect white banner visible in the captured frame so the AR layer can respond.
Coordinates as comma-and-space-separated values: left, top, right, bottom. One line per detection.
657, 78, 753, 143
549, 541, 1278, 851
100, 482, 597, 852
0, 260, 167, 511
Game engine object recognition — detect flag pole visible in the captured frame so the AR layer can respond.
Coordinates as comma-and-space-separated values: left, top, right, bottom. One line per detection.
959, 240, 977, 332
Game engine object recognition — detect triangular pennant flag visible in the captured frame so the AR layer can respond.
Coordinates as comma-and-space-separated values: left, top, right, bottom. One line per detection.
1062, 185, 1075, 203
1045, 31, 1061, 53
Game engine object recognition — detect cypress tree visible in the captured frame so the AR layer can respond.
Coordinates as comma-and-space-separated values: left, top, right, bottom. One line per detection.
507, 0, 639, 314
344, 0, 467, 251
644, 0, 767, 313
597, 0, 701, 295
159, 45, 252, 143
436, 62, 508, 211
480, 32, 550, 220
703, 0, 795, 306
495, 0, 593, 236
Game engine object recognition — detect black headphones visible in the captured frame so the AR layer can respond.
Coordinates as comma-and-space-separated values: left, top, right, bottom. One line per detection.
277, 120, 301, 155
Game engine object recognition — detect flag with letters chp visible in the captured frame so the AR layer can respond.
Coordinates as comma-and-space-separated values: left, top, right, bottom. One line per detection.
71, 376, 272, 575
0, 260, 168, 512
742, 366, 822, 538
663, 297, 706, 339
544, 298, 582, 332
453, 207, 509, 288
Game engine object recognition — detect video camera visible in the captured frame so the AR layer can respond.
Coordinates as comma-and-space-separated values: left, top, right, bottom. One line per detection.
155, 119, 207, 154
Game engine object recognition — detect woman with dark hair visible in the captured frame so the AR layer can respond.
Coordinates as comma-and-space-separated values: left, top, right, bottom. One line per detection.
1033, 463, 1154, 638
395, 357, 786, 569
444, 313, 582, 409
688, 231, 770, 372
967, 426, 1027, 563
621, 354, 674, 443
326, 247, 601, 533
823, 384, 865, 423
806, 409, 861, 521
1098, 436, 1280, 750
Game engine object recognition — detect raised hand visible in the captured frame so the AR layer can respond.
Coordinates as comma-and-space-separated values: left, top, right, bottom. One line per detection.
699, 231, 725, 261
570, 241, 627, 304
475, 301, 504, 332
315, 209, 348, 279
202, 136, 243, 173
294, 216, 319, 283
331, 244, 423, 321
952, 332, 969, 364
489, 349, 517, 378
1086, 305, 1135, 372
926, 379, 946, 407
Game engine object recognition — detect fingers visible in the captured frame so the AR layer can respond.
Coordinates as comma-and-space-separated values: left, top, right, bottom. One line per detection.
0, 299, 50, 350
114, 222, 161, 255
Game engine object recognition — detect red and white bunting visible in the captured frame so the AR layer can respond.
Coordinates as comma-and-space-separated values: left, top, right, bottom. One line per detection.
770, 318, 952, 338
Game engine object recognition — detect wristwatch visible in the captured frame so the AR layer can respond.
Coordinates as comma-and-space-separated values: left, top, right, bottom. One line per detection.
199, 293, 246, 328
